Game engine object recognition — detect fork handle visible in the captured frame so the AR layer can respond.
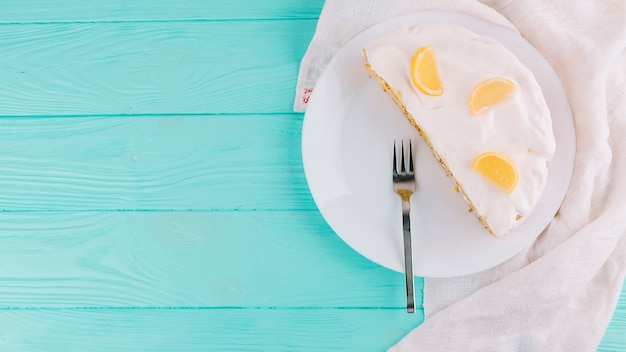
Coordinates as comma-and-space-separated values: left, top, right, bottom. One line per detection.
401, 198, 415, 314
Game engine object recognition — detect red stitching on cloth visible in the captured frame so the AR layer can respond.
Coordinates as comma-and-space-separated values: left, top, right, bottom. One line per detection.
302, 88, 313, 104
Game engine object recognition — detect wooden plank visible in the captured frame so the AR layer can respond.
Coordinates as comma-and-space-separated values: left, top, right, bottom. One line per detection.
0, 308, 422, 351
599, 300, 626, 351
0, 115, 314, 210
600, 313, 626, 351
0, 0, 324, 23
0, 211, 423, 308
0, 307, 624, 351
0, 20, 315, 116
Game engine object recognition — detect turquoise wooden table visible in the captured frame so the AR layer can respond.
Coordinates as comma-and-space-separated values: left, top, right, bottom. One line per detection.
0, 1, 624, 350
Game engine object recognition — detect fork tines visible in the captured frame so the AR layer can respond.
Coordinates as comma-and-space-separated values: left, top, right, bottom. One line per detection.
393, 140, 414, 180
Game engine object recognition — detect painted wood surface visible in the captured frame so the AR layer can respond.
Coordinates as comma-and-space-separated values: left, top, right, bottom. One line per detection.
0, 309, 420, 351
0, 211, 424, 308
0, 0, 325, 22
0, 115, 314, 210
0, 22, 315, 115
0, 1, 623, 350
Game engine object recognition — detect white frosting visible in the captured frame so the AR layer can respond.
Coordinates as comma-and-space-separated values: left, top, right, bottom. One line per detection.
364, 24, 556, 237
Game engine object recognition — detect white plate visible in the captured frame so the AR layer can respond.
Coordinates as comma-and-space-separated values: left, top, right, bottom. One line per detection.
301, 11, 575, 278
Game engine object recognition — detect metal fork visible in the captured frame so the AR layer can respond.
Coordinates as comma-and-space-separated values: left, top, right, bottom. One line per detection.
392, 140, 416, 314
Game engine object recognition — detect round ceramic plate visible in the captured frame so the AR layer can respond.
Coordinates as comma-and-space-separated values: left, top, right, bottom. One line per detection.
301, 10, 575, 278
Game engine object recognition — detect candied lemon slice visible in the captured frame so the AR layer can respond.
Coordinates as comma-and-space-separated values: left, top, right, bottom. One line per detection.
472, 152, 519, 193
468, 77, 516, 116
410, 46, 443, 96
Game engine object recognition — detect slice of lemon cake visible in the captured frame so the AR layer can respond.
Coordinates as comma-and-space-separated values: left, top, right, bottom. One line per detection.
363, 24, 556, 237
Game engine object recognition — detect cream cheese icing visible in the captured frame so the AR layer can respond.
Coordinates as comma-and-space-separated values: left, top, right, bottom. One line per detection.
363, 24, 556, 237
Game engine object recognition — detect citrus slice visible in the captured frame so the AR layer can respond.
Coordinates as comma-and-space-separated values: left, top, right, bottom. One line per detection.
472, 152, 519, 193
410, 46, 443, 96
468, 77, 516, 116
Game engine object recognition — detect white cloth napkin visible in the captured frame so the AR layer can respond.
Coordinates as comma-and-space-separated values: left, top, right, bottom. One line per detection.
295, 0, 626, 350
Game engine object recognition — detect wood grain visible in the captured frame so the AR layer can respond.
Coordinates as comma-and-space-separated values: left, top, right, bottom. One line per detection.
0, 0, 324, 23
0, 308, 422, 351
599, 307, 626, 351
0, 211, 424, 308
0, 307, 623, 351
0, 21, 315, 116
0, 115, 314, 211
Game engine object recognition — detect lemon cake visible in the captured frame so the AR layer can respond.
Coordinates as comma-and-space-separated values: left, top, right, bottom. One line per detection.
363, 24, 556, 237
